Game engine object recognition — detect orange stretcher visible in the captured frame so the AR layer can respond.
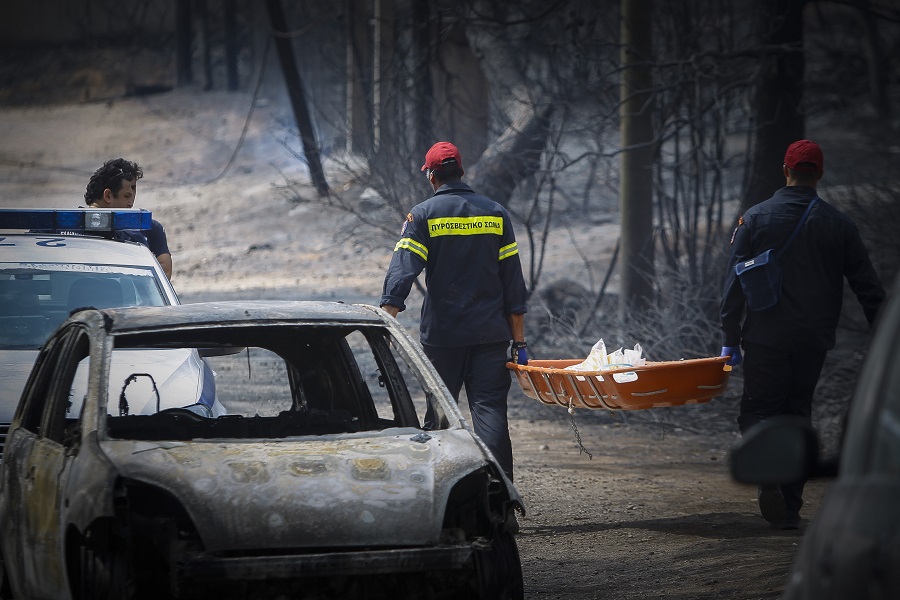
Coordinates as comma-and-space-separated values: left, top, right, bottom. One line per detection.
508, 356, 732, 411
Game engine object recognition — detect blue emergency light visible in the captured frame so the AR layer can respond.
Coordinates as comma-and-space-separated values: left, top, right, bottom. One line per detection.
0, 208, 152, 235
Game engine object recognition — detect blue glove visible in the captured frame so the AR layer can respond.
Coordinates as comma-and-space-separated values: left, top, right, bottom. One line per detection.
721, 346, 743, 367
510, 342, 528, 365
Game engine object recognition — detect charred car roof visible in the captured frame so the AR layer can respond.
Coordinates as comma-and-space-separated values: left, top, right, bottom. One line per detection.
90, 300, 389, 334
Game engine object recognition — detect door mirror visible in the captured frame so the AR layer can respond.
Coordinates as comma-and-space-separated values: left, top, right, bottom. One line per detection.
730, 417, 819, 485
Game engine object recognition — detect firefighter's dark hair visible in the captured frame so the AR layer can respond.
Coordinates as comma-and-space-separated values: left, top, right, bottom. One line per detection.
787, 166, 820, 186
431, 165, 463, 183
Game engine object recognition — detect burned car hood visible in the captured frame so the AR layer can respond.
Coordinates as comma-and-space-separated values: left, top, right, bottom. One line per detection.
101, 428, 499, 551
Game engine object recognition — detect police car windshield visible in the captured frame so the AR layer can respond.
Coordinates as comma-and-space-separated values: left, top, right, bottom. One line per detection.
0, 265, 166, 350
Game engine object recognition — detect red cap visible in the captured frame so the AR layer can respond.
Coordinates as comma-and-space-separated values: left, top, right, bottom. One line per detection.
421, 142, 463, 174
784, 139, 823, 172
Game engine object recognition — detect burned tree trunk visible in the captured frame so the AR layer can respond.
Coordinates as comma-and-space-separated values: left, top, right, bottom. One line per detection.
466, 104, 553, 207
176, 0, 192, 86
619, 0, 655, 316
461, 1, 554, 206
741, 0, 806, 212
266, 0, 330, 197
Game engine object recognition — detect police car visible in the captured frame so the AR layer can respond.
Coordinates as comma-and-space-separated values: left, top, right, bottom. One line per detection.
0, 209, 221, 460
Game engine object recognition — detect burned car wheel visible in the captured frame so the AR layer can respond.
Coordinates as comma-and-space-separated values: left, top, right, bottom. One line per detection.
473, 531, 524, 600
77, 528, 133, 600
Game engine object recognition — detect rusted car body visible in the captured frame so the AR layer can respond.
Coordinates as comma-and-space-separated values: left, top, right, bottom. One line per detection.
0, 301, 524, 599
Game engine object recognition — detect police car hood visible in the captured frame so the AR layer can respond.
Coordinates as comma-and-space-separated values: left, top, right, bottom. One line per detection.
101, 428, 511, 551
70, 349, 221, 417
1, 348, 220, 426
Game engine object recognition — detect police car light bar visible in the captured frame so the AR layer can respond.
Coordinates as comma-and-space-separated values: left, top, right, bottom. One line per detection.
0, 208, 152, 234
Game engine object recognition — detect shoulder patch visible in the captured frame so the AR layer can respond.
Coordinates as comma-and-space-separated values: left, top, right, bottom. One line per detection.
400, 213, 413, 235
730, 215, 743, 245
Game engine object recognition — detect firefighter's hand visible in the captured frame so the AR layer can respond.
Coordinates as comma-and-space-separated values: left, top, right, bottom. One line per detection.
510, 341, 528, 365
721, 346, 743, 367
380, 304, 400, 318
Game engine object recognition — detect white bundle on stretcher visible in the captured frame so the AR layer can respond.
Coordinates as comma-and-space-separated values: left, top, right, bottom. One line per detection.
564, 339, 646, 372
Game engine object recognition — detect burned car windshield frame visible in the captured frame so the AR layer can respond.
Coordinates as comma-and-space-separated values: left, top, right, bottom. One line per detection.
80, 322, 449, 442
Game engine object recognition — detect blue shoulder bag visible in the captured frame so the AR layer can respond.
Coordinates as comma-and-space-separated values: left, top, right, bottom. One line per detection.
734, 197, 818, 312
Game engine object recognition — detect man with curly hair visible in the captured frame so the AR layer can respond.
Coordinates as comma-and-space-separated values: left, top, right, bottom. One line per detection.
84, 158, 173, 278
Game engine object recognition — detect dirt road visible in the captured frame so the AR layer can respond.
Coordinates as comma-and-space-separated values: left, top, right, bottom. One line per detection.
509, 410, 822, 599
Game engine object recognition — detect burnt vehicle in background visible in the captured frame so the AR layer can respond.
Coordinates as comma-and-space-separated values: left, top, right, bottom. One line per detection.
0, 209, 220, 461
0, 301, 524, 600
732, 274, 900, 599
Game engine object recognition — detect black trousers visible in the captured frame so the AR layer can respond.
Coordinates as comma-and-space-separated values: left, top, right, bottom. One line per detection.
739, 340, 828, 514
422, 341, 514, 481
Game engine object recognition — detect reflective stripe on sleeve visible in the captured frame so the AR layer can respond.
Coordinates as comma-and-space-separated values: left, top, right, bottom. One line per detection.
394, 238, 428, 261
427, 216, 503, 237
499, 242, 518, 261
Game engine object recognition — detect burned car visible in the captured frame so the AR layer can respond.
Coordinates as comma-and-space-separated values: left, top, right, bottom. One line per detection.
731, 274, 900, 599
0, 301, 524, 600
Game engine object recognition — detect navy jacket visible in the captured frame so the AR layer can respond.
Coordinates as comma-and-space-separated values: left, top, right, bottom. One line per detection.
720, 186, 884, 350
381, 182, 528, 347
145, 219, 170, 258
114, 219, 169, 258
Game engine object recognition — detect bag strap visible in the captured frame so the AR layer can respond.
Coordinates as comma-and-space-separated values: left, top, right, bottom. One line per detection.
776, 196, 818, 258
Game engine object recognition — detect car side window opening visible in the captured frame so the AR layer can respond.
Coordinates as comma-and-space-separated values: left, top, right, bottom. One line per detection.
346, 330, 426, 428
345, 330, 399, 423
42, 331, 91, 445
382, 332, 453, 430
16, 334, 66, 435
17, 325, 89, 443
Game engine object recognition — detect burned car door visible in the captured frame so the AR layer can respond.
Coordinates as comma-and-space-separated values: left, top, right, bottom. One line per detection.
784, 311, 900, 599
0, 331, 66, 595
24, 325, 90, 599
772, 271, 900, 600
4, 323, 88, 599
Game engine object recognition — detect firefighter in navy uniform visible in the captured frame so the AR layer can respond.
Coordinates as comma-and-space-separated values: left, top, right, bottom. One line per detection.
380, 141, 528, 483
720, 139, 884, 529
